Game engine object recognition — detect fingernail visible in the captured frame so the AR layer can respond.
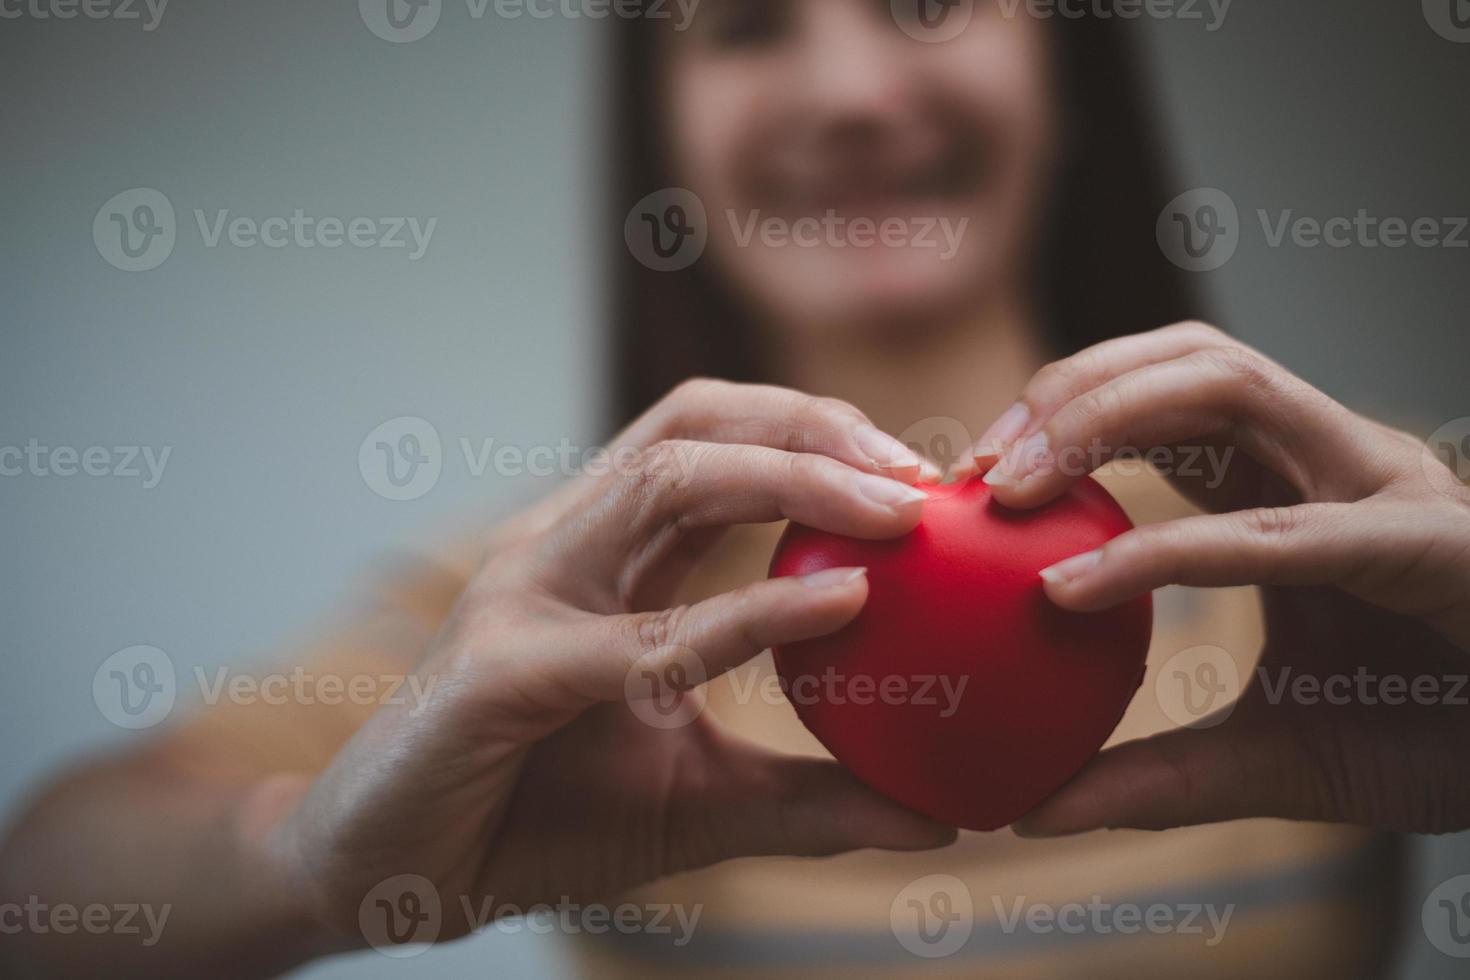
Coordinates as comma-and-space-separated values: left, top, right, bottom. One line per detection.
854, 473, 928, 508
1039, 549, 1102, 585
975, 402, 1029, 454
972, 441, 1006, 466
855, 425, 921, 475
984, 431, 1050, 489
800, 566, 867, 588
917, 458, 945, 484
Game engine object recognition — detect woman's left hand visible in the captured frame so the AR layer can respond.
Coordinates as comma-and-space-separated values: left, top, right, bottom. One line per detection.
969, 321, 1470, 836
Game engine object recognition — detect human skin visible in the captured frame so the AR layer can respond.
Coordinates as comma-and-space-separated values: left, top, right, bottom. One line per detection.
0, 381, 956, 977
6, 0, 1468, 973
969, 322, 1470, 836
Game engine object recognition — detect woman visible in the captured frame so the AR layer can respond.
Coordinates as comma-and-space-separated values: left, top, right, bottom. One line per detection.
4, 1, 1468, 977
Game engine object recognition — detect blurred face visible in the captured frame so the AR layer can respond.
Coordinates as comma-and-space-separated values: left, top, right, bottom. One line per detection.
663, 0, 1057, 333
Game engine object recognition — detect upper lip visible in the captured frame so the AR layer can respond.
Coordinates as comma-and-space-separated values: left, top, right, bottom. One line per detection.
755, 138, 981, 212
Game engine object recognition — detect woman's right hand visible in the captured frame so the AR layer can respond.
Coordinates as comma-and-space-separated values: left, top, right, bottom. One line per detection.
248, 380, 954, 953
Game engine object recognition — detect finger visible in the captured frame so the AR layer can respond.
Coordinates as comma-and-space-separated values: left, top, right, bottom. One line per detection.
981, 346, 1376, 509
692, 743, 958, 863
1039, 501, 1465, 616
616, 378, 940, 482
551, 440, 925, 595
970, 321, 1235, 465
564, 567, 873, 704
1011, 722, 1326, 836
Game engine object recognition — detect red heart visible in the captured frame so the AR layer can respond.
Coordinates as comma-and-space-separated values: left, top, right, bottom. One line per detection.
769, 475, 1151, 831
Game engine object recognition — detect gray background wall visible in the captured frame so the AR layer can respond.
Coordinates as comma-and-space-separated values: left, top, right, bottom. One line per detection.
1, 2, 1466, 977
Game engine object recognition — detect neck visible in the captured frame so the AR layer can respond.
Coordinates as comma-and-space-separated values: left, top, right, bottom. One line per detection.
772, 297, 1048, 455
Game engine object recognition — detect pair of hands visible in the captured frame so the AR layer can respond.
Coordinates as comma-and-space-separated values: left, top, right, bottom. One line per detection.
253, 322, 1470, 949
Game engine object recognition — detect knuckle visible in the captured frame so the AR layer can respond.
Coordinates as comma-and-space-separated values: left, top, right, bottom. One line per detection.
1114, 527, 1166, 575
633, 604, 689, 655
1063, 347, 1109, 386
1167, 319, 1228, 346
1196, 344, 1272, 390
786, 450, 844, 493
667, 376, 725, 406
1030, 358, 1081, 398
1070, 383, 1127, 432
1244, 505, 1299, 540
811, 393, 863, 422
643, 378, 727, 442
624, 440, 693, 500
782, 394, 856, 455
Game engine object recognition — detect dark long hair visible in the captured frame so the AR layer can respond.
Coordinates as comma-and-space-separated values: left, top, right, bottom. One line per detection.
607, 12, 1203, 426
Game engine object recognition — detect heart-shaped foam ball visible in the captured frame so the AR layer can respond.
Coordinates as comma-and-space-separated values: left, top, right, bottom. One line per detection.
769, 475, 1151, 831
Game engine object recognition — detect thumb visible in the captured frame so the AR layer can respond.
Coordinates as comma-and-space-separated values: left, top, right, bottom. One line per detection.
690, 747, 957, 866
1012, 720, 1327, 837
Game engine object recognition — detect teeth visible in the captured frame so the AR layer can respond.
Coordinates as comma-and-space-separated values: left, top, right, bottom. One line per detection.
765, 146, 975, 213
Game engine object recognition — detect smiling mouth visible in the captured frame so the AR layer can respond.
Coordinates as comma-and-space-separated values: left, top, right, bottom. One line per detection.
758, 137, 990, 217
